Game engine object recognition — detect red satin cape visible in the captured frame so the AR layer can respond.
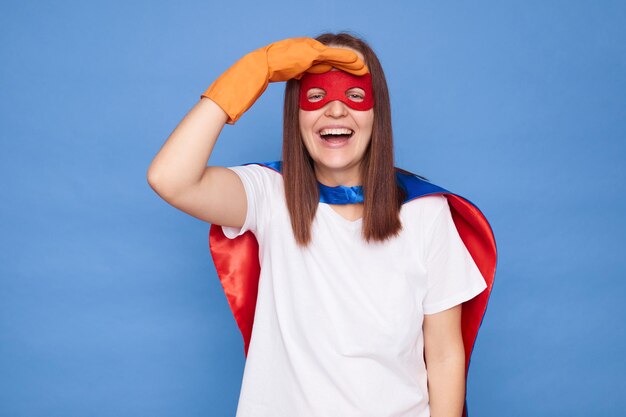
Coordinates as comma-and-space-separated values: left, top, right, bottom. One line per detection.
208, 171, 497, 417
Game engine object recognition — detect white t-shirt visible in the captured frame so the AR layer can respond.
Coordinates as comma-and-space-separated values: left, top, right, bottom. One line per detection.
222, 164, 487, 417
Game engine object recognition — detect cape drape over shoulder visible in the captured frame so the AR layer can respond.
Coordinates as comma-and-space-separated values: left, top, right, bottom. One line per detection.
208, 161, 497, 417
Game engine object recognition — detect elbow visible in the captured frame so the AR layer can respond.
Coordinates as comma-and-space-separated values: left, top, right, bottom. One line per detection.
146, 164, 193, 204
146, 165, 175, 200
146, 163, 158, 183
146, 164, 163, 192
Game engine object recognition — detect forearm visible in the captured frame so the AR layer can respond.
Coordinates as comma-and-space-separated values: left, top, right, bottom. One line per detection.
423, 304, 466, 417
427, 353, 465, 417
147, 97, 228, 198
147, 38, 365, 199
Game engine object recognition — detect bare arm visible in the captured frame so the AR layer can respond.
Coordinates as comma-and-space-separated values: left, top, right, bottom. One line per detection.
423, 304, 466, 417
147, 97, 247, 227
147, 39, 366, 227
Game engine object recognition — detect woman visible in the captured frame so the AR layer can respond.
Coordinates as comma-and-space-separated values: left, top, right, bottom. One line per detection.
148, 33, 496, 417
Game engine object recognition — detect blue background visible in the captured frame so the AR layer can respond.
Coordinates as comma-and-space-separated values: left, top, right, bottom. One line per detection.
2, 1, 625, 416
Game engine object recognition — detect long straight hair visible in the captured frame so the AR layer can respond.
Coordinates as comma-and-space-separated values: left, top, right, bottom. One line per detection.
283, 33, 406, 246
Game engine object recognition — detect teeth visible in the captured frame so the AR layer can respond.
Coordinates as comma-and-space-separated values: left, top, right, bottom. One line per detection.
319, 128, 353, 136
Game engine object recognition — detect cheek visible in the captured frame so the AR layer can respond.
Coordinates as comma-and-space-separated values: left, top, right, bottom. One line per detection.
298, 111, 320, 139
299, 134, 318, 161
297, 114, 315, 153
359, 111, 375, 138
298, 111, 311, 134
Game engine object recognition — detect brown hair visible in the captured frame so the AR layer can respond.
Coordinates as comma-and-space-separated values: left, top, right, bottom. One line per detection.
282, 32, 406, 246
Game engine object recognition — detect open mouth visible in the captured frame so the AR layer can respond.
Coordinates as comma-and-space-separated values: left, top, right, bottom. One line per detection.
318, 128, 354, 144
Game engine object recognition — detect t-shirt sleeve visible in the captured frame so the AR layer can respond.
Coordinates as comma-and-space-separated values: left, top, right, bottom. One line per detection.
422, 196, 487, 315
220, 164, 274, 239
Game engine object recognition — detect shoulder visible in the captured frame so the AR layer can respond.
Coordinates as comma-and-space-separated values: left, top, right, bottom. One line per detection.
395, 167, 449, 209
227, 161, 283, 180
402, 194, 449, 223
226, 162, 284, 195
227, 161, 280, 175
395, 168, 449, 202
395, 167, 451, 227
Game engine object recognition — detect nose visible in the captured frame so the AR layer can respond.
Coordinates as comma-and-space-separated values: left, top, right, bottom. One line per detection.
324, 100, 348, 118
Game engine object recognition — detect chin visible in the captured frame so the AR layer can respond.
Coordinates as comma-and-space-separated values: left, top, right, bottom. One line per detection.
312, 155, 363, 173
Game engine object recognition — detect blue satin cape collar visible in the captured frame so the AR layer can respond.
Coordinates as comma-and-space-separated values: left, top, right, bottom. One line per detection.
245, 160, 458, 206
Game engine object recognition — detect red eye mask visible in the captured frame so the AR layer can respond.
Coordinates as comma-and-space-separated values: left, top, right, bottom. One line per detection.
299, 70, 375, 111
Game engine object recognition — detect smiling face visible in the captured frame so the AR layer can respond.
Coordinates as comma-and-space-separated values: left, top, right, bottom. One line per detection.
298, 51, 375, 186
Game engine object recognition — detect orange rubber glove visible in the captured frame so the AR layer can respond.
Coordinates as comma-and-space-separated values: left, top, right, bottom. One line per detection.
201, 37, 368, 124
